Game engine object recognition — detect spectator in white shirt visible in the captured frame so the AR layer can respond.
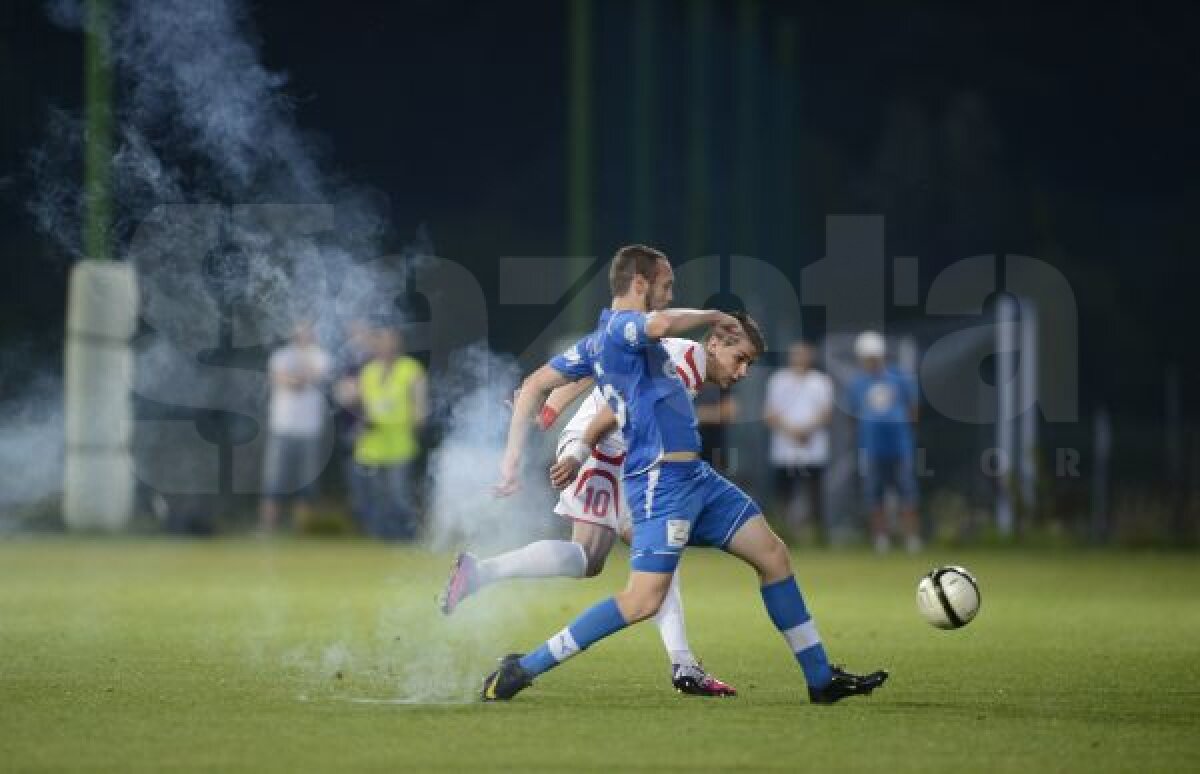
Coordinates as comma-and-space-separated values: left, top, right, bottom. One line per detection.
763, 341, 833, 542
259, 321, 332, 533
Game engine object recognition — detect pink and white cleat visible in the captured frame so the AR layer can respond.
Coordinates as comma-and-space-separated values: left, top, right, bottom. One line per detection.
438, 552, 478, 615
672, 663, 738, 697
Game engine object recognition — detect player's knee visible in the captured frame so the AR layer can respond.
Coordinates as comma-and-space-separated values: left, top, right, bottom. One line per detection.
583, 550, 607, 577
618, 586, 668, 623
623, 597, 662, 623
757, 536, 793, 582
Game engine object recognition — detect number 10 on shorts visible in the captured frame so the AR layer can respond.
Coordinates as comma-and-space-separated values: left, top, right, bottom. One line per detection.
583, 487, 611, 518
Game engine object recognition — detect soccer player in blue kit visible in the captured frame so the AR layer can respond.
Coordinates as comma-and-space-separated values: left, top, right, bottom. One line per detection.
484, 245, 888, 704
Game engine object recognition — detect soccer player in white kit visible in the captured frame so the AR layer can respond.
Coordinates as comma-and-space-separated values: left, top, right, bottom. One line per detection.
439, 330, 753, 696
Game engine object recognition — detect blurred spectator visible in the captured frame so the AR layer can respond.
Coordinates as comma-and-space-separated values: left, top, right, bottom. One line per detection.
332, 319, 375, 528
847, 331, 920, 553
763, 341, 833, 542
259, 321, 332, 533
351, 325, 427, 539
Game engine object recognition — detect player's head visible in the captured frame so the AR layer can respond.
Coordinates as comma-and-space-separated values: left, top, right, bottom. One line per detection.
609, 244, 673, 311
705, 311, 766, 388
854, 330, 886, 372
373, 325, 404, 360
788, 340, 815, 372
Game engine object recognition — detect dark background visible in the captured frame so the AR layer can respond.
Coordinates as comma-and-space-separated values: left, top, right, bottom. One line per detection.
1, 1, 1198, 525
4, 1, 1198, 406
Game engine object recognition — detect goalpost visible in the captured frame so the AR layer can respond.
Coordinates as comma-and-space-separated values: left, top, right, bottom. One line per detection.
63, 0, 139, 531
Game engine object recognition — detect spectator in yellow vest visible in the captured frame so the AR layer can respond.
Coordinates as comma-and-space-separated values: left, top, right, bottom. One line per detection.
352, 325, 427, 539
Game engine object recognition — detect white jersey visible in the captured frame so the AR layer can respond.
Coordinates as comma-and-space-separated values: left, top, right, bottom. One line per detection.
553, 338, 707, 530
267, 344, 332, 438
558, 337, 706, 458
765, 368, 833, 466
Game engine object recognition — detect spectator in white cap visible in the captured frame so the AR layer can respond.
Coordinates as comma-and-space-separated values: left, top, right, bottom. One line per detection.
846, 331, 921, 553
763, 340, 833, 542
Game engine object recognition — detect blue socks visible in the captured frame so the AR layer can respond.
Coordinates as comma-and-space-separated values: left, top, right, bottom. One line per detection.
519, 597, 628, 677
761, 576, 833, 688
516, 580, 832, 689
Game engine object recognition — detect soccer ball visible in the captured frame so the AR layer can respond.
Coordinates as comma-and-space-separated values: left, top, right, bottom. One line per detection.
916, 566, 981, 629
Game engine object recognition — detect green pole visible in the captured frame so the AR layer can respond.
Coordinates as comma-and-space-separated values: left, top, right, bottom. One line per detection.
734, 0, 759, 258
566, 0, 593, 331
774, 19, 798, 271
686, 0, 711, 262
632, 0, 654, 241
83, 0, 113, 262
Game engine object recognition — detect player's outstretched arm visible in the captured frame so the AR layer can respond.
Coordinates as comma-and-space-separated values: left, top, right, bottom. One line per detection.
644, 309, 741, 341
539, 377, 595, 430
496, 364, 574, 496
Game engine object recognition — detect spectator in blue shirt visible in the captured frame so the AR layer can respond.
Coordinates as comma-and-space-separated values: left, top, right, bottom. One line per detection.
846, 331, 921, 553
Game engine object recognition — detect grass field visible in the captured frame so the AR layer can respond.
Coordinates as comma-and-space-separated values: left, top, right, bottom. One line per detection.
1, 539, 1198, 772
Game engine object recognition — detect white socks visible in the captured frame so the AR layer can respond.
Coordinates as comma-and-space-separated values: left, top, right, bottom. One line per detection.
475, 540, 588, 588
654, 570, 698, 668
474, 541, 699, 669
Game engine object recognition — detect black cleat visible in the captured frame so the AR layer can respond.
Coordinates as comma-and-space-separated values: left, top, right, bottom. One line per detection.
481, 654, 534, 702
808, 665, 889, 705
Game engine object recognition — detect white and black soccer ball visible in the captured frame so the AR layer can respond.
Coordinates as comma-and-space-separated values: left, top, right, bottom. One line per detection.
916, 566, 981, 629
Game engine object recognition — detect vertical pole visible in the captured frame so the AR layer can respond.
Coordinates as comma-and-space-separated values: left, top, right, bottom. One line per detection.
773, 20, 798, 272
1091, 407, 1111, 543
995, 296, 1017, 536
1165, 363, 1184, 542
84, 0, 113, 262
1019, 299, 1038, 513
631, 0, 654, 242
566, 0, 593, 332
686, 0, 711, 261
734, 0, 759, 257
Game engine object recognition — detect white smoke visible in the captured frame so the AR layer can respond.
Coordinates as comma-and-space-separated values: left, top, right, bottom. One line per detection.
0, 368, 63, 529
16, 0, 558, 705
17, 0, 410, 512
425, 343, 558, 552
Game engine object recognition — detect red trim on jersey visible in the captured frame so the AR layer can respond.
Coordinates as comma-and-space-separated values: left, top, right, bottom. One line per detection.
675, 365, 692, 389
591, 449, 626, 466
573, 467, 620, 497
683, 346, 703, 387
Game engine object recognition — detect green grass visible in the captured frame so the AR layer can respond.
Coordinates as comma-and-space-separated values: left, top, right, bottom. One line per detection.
1, 540, 1198, 772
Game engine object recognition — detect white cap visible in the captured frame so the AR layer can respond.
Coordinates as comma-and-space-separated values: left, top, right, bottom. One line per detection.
854, 331, 886, 359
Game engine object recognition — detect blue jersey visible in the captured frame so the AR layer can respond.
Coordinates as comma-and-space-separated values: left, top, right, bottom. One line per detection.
847, 366, 917, 459
548, 309, 700, 475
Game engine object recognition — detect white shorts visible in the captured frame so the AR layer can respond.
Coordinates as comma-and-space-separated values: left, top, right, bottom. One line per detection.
553, 449, 630, 531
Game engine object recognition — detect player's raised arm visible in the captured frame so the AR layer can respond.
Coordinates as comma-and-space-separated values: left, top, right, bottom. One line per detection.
496, 337, 595, 497
495, 364, 572, 496
538, 377, 595, 430
644, 308, 741, 341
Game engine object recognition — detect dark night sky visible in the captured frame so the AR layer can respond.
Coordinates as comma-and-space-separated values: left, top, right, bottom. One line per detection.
1, 1, 1199, 422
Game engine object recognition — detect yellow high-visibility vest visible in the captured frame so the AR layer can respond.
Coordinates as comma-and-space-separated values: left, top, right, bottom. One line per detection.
355, 356, 424, 465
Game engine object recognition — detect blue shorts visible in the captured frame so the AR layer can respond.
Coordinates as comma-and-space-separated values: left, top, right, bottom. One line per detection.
624, 460, 761, 573
861, 453, 918, 508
